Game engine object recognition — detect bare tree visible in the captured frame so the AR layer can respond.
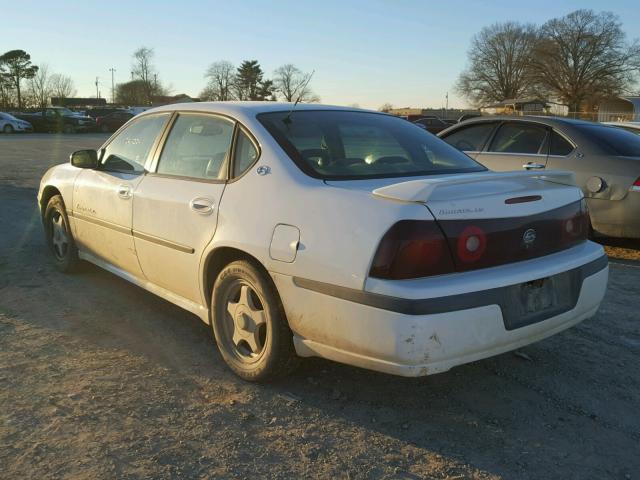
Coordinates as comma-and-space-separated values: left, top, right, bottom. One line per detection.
132, 47, 162, 104
530, 10, 640, 112
200, 61, 236, 101
455, 22, 539, 107
378, 103, 394, 112
27, 63, 52, 108
273, 64, 319, 103
49, 74, 77, 100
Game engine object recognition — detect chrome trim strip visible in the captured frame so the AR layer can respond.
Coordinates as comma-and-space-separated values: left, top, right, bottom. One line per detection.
69, 210, 195, 254
70, 210, 131, 235
132, 230, 195, 254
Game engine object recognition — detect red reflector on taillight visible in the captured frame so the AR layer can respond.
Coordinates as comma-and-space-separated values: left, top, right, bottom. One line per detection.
369, 220, 455, 280
634, 177, 640, 187
456, 225, 487, 263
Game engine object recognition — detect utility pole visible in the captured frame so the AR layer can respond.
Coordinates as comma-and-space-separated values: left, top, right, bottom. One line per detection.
95, 77, 100, 98
130, 71, 134, 81
109, 68, 116, 104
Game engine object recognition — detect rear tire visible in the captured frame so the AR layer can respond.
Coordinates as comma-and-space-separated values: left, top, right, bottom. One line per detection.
44, 195, 80, 273
3, 124, 14, 134
211, 260, 298, 382
100, 124, 110, 133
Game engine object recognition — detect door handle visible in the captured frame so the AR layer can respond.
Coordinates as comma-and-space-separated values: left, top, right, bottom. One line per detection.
117, 184, 132, 199
523, 163, 545, 170
189, 197, 215, 215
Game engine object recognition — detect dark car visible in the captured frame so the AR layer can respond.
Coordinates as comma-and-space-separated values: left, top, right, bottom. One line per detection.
15, 107, 96, 134
412, 116, 449, 134
96, 111, 134, 133
438, 116, 640, 239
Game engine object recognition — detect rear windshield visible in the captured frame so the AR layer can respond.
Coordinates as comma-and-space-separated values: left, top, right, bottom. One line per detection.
258, 110, 486, 179
579, 125, 640, 157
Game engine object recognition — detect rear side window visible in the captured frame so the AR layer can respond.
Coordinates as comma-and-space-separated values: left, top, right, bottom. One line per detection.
580, 125, 640, 156
549, 131, 574, 156
233, 129, 259, 177
489, 123, 547, 154
101, 113, 170, 172
258, 110, 485, 180
442, 123, 497, 151
157, 114, 234, 180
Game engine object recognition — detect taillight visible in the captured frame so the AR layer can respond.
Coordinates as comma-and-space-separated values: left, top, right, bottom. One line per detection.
456, 226, 487, 263
562, 198, 589, 241
369, 220, 455, 280
632, 178, 640, 192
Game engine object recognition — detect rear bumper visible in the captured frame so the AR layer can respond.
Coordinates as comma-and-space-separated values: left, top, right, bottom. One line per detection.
273, 241, 608, 377
589, 194, 640, 239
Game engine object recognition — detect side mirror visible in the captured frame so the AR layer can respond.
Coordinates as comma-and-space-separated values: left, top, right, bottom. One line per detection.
70, 149, 98, 169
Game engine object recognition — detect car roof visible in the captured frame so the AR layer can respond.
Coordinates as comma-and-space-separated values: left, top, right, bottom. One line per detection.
145, 101, 375, 117
454, 115, 596, 128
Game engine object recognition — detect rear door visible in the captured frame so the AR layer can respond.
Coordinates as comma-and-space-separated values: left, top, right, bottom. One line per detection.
440, 121, 499, 160
132, 112, 235, 304
476, 121, 549, 171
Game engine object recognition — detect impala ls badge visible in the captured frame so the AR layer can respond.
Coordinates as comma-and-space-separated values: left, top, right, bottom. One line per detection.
523, 228, 537, 247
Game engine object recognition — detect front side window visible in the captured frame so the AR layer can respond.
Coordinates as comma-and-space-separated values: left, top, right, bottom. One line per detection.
156, 114, 234, 180
442, 122, 497, 152
258, 110, 485, 179
489, 123, 547, 154
101, 113, 170, 172
233, 129, 259, 177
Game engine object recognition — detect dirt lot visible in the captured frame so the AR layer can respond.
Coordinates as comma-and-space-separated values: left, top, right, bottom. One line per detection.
1, 133, 639, 479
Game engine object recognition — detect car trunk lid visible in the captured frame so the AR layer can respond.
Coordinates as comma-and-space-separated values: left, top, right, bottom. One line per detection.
367, 170, 589, 272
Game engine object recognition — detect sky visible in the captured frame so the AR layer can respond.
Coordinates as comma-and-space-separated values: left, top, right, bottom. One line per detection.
3, 0, 640, 109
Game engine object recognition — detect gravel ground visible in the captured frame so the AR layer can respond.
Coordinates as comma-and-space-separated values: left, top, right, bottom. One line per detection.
1, 133, 639, 479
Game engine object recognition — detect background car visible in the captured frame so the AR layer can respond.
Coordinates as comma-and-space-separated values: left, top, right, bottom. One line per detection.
412, 115, 449, 134
439, 116, 640, 239
0, 112, 33, 133
605, 121, 640, 135
95, 111, 134, 133
15, 107, 96, 133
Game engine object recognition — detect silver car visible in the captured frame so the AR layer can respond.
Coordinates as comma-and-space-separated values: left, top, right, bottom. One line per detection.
439, 116, 640, 239
0, 112, 33, 133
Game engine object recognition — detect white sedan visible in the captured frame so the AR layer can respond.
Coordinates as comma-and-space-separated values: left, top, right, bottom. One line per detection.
0, 112, 33, 133
37, 103, 608, 381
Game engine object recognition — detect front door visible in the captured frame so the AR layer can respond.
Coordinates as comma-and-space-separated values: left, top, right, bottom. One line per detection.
72, 113, 170, 276
132, 113, 235, 304
475, 121, 549, 172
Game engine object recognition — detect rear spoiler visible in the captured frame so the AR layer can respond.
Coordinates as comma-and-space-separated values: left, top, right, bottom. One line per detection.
372, 170, 576, 203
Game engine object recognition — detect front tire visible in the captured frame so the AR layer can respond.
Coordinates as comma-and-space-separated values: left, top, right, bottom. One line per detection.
3, 124, 14, 134
44, 195, 80, 273
211, 260, 298, 382
63, 124, 76, 134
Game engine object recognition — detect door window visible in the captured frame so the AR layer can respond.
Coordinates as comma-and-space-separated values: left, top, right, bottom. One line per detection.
441, 122, 497, 152
156, 114, 235, 180
549, 130, 574, 156
488, 123, 547, 154
101, 113, 170, 172
233, 129, 259, 177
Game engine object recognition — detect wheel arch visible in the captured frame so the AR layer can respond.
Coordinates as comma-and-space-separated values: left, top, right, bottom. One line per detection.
39, 185, 62, 219
202, 246, 274, 309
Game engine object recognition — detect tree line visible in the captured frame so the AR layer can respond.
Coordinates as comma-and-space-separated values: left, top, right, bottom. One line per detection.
456, 9, 640, 112
116, 49, 320, 105
0, 50, 76, 110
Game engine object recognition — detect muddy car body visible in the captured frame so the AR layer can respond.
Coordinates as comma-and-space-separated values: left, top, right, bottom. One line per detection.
37, 103, 608, 381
